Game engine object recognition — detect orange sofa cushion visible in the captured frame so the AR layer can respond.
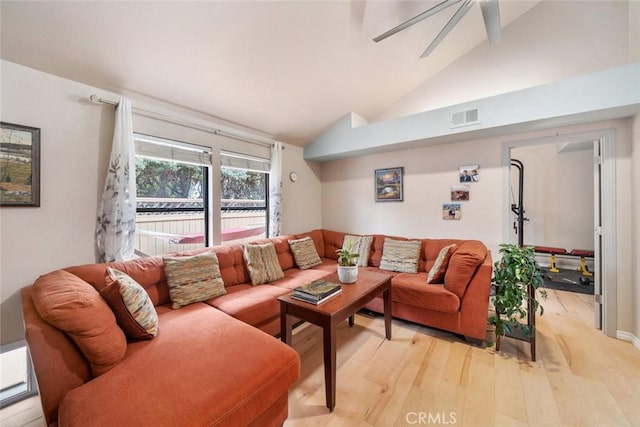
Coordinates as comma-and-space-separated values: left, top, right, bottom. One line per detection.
207, 284, 289, 327
65, 257, 170, 306
57, 304, 300, 426
444, 240, 487, 297
391, 273, 460, 313
32, 270, 127, 377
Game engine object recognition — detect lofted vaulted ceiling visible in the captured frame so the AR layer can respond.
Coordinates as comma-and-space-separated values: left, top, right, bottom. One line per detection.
1, 1, 541, 145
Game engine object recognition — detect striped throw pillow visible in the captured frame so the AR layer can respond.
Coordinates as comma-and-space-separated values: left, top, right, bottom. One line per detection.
243, 243, 285, 285
289, 236, 322, 270
163, 251, 226, 309
343, 235, 373, 267
102, 267, 159, 339
427, 244, 457, 284
379, 238, 422, 273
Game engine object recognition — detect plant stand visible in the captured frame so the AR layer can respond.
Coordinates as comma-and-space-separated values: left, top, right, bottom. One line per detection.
495, 283, 537, 361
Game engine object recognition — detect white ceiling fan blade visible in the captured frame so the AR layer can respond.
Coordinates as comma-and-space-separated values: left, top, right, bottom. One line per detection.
421, 0, 474, 58
480, 0, 502, 44
373, 0, 463, 43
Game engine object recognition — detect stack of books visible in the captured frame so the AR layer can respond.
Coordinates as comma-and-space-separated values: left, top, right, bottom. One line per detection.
291, 279, 342, 305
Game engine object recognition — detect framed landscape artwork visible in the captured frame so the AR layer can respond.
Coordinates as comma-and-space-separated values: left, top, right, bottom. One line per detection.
375, 167, 403, 202
0, 122, 41, 207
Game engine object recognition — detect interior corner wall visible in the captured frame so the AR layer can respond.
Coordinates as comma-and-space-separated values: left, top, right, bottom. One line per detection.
376, 0, 630, 122
280, 144, 322, 235
320, 118, 634, 335
0, 60, 114, 345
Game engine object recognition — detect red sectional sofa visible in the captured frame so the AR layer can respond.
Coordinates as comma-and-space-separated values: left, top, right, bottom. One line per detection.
22, 229, 491, 426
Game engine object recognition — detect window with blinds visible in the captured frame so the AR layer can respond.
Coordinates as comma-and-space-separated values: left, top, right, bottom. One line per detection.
219, 151, 268, 245
133, 133, 209, 256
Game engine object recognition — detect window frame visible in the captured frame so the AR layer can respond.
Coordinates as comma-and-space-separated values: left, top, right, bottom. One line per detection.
0, 341, 37, 408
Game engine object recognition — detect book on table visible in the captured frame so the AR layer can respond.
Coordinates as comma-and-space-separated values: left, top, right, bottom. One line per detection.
291, 279, 342, 304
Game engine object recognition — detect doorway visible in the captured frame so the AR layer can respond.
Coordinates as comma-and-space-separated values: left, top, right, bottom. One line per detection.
503, 129, 616, 336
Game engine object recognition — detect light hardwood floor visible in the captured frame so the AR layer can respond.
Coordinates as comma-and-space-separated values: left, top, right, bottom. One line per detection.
2, 289, 639, 427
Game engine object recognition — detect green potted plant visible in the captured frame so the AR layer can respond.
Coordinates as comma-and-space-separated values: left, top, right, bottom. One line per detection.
488, 244, 547, 346
335, 243, 359, 284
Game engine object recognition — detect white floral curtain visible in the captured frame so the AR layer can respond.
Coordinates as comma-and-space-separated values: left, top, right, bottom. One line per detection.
96, 98, 136, 262
268, 141, 283, 237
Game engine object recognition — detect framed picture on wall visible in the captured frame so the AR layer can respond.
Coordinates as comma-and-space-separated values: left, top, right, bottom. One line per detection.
442, 203, 461, 220
450, 184, 470, 201
375, 167, 403, 202
0, 122, 41, 207
459, 164, 479, 182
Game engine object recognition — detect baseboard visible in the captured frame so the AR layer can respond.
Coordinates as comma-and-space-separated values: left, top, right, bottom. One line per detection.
616, 330, 640, 350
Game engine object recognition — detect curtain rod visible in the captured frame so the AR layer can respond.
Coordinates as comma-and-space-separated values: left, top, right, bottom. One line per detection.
89, 95, 277, 149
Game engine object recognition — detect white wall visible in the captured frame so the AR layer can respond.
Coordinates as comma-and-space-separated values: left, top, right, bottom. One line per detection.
510, 143, 594, 261
376, 0, 630, 122
321, 119, 634, 335
281, 144, 322, 235
0, 60, 321, 345
0, 60, 113, 345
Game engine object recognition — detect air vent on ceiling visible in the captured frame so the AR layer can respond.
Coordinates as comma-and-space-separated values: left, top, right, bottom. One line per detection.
450, 108, 480, 128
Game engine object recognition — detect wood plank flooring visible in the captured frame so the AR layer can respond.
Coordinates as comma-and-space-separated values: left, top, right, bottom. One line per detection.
2, 289, 638, 427
284, 289, 640, 427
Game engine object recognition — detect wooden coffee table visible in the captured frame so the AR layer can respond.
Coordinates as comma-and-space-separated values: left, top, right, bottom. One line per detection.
278, 269, 393, 411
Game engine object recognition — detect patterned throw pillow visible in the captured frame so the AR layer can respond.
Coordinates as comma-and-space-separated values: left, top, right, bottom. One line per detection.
427, 244, 457, 284
163, 252, 226, 309
101, 267, 159, 339
342, 235, 373, 267
243, 243, 285, 285
288, 236, 322, 270
379, 238, 422, 273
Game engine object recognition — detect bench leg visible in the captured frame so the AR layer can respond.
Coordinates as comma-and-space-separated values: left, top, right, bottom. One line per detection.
577, 257, 593, 277
549, 254, 560, 273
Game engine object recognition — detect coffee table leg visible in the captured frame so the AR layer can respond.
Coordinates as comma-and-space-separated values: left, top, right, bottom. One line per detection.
348, 314, 355, 327
323, 322, 336, 411
383, 287, 392, 340
279, 301, 292, 345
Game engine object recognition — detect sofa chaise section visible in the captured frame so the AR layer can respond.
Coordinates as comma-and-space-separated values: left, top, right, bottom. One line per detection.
57, 303, 299, 427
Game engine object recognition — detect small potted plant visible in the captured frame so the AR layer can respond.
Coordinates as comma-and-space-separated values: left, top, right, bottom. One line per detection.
335, 243, 359, 284
489, 244, 547, 347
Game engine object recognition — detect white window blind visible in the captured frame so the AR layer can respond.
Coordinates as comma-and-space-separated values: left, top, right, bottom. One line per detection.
221, 151, 270, 173
134, 134, 212, 166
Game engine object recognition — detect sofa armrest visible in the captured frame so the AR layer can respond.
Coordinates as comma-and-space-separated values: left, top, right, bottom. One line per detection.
458, 252, 493, 339
22, 287, 91, 426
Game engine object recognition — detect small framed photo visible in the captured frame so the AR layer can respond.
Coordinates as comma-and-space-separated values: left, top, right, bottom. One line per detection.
451, 184, 470, 201
459, 164, 479, 182
443, 203, 461, 220
375, 167, 403, 202
1, 122, 40, 207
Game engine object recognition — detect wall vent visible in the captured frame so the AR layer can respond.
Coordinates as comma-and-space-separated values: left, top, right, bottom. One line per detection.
450, 108, 480, 128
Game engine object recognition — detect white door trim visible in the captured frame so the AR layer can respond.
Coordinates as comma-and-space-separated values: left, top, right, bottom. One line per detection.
502, 128, 617, 337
